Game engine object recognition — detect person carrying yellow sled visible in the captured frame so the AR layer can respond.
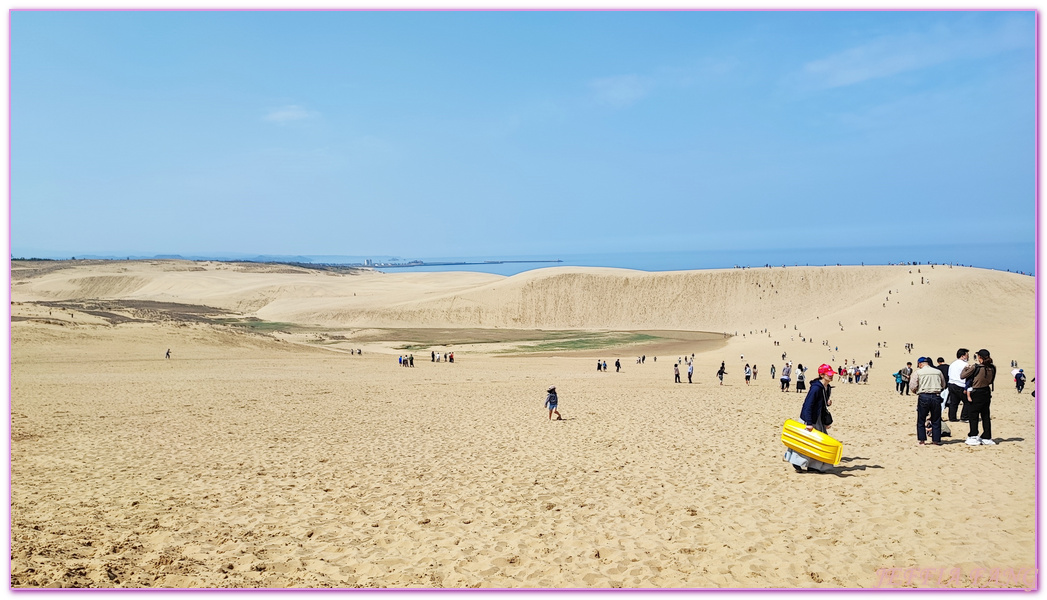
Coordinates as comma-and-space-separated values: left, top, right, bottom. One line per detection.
784, 364, 836, 473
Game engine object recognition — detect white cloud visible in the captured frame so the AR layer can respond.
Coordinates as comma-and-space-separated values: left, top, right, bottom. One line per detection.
263, 105, 319, 123
587, 58, 737, 109
589, 74, 653, 109
797, 16, 1031, 91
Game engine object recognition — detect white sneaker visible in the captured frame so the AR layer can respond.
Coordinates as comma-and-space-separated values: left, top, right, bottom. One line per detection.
966, 437, 982, 446
980, 438, 996, 445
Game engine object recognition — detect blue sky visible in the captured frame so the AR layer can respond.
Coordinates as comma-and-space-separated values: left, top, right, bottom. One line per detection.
11, 10, 1036, 263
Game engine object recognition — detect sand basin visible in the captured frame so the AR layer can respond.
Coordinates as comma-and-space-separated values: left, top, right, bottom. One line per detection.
10, 260, 1036, 588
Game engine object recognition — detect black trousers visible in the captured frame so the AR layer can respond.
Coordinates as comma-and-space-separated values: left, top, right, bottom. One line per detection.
947, 383, 966, 421
917, 393, 942, 443
968, 387, 992, 439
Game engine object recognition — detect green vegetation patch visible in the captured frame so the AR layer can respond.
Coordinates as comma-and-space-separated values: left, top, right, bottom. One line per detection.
507, 332, 660, 353
212, 318, 296, 332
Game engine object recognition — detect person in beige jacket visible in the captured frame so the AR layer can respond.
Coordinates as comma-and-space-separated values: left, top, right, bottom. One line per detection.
909, 357, 946, 445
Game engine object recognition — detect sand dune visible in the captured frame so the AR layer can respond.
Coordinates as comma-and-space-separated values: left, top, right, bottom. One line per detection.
9, 260, 1036, 588
12, 261, 1032, 334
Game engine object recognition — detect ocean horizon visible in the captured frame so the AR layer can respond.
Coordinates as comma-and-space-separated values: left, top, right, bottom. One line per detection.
371, 243, 1036, 277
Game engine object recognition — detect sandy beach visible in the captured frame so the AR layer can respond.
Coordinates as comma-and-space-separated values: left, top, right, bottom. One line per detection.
10, 260, 1036, 589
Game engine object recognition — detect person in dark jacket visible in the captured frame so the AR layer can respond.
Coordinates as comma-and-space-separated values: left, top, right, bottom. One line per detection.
960, 349, 997, 445
784, 364, 836, 473
935, 357, 950, 387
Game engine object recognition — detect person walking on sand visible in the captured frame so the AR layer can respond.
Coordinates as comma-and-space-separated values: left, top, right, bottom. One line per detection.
409, 354, 414, 367
687, 361, 693, 383
961, 349, 997, 445
780, 362, 792, 392
795, 364, 806, 393
770, 364, 776, 379
784, 364, 836, 473
545, 386, 562, 420
911, 357, 946, 446
1015, 369, 1026, 393
675, 363, 681, 383
753, 365, 758, 380
165, 349, 171, 359
744, 363, 752, 385
717, 363, 727, 385
615, 358, 621, 372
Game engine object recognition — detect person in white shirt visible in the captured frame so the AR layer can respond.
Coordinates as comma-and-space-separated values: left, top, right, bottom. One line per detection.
946, 348, 970, 422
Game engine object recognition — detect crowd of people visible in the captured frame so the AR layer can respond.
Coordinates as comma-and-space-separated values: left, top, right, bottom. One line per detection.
899, 348, 1000, 447
430, 350, 454, 363
397, 350, 456, 366
532, 337, 1022, 464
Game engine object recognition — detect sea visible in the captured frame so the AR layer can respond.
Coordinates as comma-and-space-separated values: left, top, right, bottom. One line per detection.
369, 243, 1036, 278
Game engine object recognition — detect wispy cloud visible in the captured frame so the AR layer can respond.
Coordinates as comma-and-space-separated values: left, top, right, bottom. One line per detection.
588, 58, 739, 110
796, 17, 1031, 91
263, 105, 319, 124
589, 74, 654, 109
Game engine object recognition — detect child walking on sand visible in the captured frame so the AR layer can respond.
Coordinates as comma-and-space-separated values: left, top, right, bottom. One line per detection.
545, 386, 562, 420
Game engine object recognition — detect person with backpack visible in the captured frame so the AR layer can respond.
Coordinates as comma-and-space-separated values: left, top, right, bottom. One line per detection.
960, 349, 997, 445
1015, 369, 1027, 393
795, 364, 807, 393
544, 386, 562, 421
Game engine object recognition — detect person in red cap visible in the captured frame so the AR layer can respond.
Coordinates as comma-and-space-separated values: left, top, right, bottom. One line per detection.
784, 364, 836, 473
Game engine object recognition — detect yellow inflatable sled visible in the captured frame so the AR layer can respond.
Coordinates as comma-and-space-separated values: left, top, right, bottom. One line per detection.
781, 419, 843, 466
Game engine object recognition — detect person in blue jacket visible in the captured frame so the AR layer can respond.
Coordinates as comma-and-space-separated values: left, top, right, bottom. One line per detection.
545, 386, 562, 421
784, 363, 836, 473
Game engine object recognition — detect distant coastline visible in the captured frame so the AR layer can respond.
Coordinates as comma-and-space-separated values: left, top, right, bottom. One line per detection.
11, 242, 1034, 278
374, 259, 564, 269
